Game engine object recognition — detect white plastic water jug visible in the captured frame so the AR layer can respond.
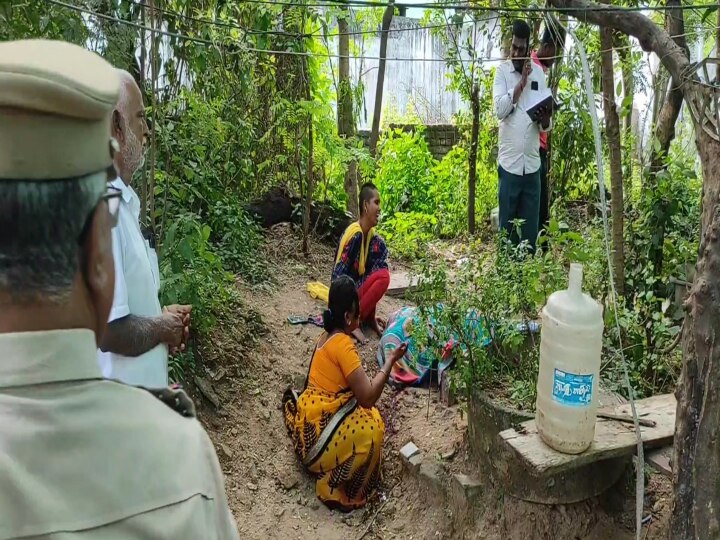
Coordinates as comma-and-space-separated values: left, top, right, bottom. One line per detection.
535, 263, 603, 454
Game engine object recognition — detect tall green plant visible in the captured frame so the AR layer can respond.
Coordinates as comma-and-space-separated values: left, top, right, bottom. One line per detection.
374, 128, 437, 217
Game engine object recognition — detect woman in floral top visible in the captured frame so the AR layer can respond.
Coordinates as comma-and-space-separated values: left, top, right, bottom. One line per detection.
332, 183, 389, 342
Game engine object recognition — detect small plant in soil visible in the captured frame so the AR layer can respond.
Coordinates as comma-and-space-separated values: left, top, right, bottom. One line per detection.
409, 228, 575, 410
411, 213, 688, 410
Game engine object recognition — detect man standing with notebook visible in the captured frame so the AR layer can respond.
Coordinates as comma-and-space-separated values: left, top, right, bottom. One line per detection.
493, 19, 553, 252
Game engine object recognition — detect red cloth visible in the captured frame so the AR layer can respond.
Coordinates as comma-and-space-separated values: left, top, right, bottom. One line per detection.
358, 269, 390, 322
531, 50, 549, 151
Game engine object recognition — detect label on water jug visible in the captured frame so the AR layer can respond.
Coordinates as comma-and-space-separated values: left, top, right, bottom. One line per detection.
552, 369, 593, 406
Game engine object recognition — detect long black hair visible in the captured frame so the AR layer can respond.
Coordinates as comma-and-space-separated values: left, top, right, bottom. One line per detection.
323, 275, 359, 333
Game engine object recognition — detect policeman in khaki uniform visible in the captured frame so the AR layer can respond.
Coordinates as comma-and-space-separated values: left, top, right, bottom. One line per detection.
0, 40, 239, 539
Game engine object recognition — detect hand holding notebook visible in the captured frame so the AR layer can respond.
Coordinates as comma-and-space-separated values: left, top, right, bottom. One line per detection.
525, 88, 560, 122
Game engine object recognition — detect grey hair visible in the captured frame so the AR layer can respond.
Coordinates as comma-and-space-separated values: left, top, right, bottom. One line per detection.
0, 172, 106, 304
115, 69, 137, 119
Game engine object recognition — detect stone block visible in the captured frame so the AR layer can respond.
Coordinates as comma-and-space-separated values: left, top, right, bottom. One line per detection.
416, 460, 447, 505
440, 370, 456, 406
408, 453, 423, 470
467, 389, 629, 505
400, 452, 423, 473
400, 442, 423, 473
400, 441, 420, 460
453, 473, 483, 501
419, 460, 442, 486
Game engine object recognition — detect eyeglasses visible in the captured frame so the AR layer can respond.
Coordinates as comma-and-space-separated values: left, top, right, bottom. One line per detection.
77, 184, 122, 245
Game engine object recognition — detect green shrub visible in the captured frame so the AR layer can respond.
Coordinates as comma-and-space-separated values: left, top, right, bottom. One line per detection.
380, 212, 437, 260
159, 213, 238, 336
409, 219, 685, 410
208, 198, 267, 283
158, 211, 265, 382
429, 146, 468, 238
430, 145, 499, 238
154, 92, 270, 286
374, 128, 437, 218
370, 125, 500, 260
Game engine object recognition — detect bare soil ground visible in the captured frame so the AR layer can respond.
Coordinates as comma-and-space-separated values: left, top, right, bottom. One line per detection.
189, 226, 672, 540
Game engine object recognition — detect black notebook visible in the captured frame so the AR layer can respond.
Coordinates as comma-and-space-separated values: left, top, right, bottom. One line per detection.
525, 89, 561, 121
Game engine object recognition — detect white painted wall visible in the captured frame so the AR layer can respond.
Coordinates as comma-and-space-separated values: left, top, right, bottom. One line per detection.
324, 15, 504, 129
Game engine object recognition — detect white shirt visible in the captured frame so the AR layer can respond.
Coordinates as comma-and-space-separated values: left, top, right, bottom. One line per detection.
493, 60, 552, 176
97, 178, 168, 387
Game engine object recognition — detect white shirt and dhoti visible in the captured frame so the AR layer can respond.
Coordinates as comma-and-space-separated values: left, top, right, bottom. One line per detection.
97, 178, 168, 388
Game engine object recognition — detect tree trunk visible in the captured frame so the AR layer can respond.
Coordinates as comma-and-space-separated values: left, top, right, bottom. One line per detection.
139, 2, 148, 227
717, 2, 720, 84
301, 1, 314, 258
647, 0, 686, 282
468, 83, 480, 234
140, 2, 147, 94
549, 0, 689, 78
337, 7, 359, 217
649, 85, 683, 176
649, 69, 670, 157
673, 128, 720, 540
614, 34, 634, 138
546, 13, 569, 213
651, 67, 667, 123
546, 1, 720, 538
613, 32, 635, 205
600, 27, 625, 296
368, 3, 394, 157
642, 66, 669, 195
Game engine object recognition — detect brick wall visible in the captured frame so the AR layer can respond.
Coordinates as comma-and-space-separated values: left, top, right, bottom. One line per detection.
358, 124, 461, 160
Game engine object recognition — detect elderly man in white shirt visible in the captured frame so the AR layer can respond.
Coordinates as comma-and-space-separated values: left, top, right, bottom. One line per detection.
493, 19, 553, 252
98, 70, 190, 388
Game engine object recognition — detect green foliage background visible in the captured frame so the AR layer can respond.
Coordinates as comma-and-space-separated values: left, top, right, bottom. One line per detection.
3, 0, 708, 399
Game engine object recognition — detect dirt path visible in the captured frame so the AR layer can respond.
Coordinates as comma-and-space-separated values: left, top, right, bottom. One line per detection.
194, 230, 467, 539
191, 229, 672, 540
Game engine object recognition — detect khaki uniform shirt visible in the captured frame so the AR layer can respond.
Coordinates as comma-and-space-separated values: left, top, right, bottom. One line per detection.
0, 329, 239, 539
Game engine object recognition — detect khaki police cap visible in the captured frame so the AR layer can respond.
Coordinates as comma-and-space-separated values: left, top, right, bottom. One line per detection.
0, 39, 120, 180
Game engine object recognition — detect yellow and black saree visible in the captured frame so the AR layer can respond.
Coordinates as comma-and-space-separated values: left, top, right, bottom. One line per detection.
283, 334, 385, 511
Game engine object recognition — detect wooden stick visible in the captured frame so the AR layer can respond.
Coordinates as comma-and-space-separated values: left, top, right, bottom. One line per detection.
597, 412, 657, 428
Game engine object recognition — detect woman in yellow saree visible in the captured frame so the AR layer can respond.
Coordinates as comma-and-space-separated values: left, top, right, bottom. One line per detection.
283, 276, 407, 511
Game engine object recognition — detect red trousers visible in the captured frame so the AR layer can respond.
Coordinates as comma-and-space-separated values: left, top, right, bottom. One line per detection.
358, 269, 390, 322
